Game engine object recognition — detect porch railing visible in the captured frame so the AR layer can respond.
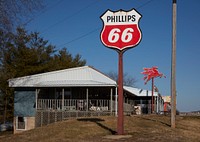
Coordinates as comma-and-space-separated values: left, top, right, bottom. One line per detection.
35, 99, 134, 127
37, 99, 133, 112
37, 99, 113, 112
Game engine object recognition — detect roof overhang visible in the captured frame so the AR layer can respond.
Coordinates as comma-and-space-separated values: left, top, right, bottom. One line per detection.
8, 66, 117, 88
124, 86, 159, 97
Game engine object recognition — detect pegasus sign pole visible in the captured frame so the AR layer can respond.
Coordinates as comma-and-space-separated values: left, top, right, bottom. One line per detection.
141, 67, 166, 113
100, 9, 142, 135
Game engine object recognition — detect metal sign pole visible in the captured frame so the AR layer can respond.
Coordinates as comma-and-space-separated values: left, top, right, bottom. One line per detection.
117, 51, 124, 135
100, 9, 142, 135
151, 78, 154, 113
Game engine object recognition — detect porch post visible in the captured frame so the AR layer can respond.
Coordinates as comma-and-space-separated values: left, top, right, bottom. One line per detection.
54, 88, 56, 109
160, 97, 162, 112
86, 88, 88, 111
160, 96, 162, 112
140, 99, 142, 114
115, 87, 118, 116
35, 89, 40, 109
160, 99, 163, 112
157, 96, 159, 113
62, 88, 64, 110
35, 89, 38, 109
158, 96, 160, 113
110, 88, 113, 113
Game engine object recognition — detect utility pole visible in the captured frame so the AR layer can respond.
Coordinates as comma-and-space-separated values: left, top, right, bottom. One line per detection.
171, 0, 177, 128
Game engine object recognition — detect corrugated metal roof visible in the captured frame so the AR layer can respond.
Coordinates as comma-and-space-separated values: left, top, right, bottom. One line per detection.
124, 86, 159, 97
8, 66, 117, 87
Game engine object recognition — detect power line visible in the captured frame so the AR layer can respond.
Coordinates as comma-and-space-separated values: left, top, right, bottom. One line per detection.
137, 0, 155, 9
41, 0, 101, 33
23, 0, 64, 27
57, 0, 155, 48
57, 27, 100, 48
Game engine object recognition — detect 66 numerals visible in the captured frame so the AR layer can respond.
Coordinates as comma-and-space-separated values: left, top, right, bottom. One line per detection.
108, 28, 134, 43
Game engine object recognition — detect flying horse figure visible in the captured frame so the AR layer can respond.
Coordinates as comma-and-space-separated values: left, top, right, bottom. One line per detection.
141, 66, 166, 84
141, 66, 166, 113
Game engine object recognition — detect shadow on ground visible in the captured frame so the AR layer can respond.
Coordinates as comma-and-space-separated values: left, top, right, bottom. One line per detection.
138, 116, 171, 127
77, 118, 117, 135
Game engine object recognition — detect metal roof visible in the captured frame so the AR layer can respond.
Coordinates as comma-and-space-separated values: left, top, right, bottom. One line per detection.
8, 66, 117, 87
124, 86, 159, 97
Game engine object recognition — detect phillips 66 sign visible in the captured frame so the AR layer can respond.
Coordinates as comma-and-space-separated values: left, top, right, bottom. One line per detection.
100, 9, 142, 51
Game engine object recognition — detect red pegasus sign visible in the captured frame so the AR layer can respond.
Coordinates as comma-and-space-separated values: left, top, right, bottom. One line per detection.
100, 9, 142, 51
141, 66, 165, 113
141, 66, 165, 84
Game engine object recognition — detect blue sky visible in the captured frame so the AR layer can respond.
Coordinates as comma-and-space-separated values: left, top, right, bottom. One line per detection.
26, 0, 200, 112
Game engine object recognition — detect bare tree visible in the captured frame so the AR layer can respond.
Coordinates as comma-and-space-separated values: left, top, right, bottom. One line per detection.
0, 0, 43, 31
107, 71, 137, 87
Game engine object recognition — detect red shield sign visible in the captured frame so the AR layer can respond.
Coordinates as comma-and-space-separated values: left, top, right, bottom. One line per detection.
100, 9, 142, 51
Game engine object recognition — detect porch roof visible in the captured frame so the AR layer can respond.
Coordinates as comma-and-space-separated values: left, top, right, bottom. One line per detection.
8, 66, 117, 87
124, 86, 159, 97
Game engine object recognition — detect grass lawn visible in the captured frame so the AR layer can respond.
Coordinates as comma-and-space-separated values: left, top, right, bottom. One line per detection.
0, 115, 199, 142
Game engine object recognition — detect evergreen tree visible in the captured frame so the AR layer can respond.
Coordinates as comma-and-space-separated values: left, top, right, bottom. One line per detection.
0, 27, 86, 122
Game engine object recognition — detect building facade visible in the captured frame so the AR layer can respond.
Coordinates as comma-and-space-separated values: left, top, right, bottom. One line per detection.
9, 66, 164, 133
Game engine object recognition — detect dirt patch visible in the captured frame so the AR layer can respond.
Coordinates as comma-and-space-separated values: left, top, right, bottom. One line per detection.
103, 134, 132, 140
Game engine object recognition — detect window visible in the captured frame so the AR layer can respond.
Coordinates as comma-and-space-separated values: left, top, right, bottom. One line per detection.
16, 117, 26, 130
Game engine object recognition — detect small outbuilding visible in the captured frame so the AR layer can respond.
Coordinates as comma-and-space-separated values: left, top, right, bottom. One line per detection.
124, 86, 164, 114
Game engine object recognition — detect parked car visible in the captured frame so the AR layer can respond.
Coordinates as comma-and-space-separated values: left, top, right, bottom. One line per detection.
0, 122, 13, 132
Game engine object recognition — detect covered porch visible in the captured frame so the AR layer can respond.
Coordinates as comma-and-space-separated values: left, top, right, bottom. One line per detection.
34, 86, 135, 127
35, 87, 117, 112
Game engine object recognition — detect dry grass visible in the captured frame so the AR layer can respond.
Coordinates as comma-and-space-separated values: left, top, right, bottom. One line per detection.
0, 115, 200, 142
